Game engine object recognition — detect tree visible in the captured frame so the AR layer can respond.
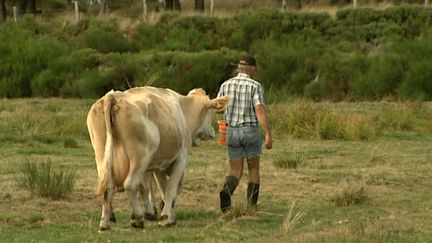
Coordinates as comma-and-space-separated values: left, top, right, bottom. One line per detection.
28, 0, 36, 14
19, 0, 27, 14
165, 0, 181, 11
18, 0, 37, 15
99, 0, 108, 15
0, 0, 6, 22
195, 0, 204, 12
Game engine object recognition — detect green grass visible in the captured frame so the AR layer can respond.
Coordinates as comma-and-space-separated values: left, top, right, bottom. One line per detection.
0, 99, 431, 242
15, 159, 77, 199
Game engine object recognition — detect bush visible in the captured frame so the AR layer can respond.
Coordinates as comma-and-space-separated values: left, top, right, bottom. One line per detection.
32, 48, 103, 97
329, 183, 367, 207
15, 159, 76, 200
272, 152, 305, 169
377, 102, 419, 131
397, 62, 432, 100
350, 54, 404, 99
0, 24, 59, 97
313, 53, 366, 101
82, 27, 137, 53
60, 69, 118, 98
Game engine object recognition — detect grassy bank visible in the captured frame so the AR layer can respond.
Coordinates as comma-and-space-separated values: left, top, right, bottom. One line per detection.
0, 98, 431, 242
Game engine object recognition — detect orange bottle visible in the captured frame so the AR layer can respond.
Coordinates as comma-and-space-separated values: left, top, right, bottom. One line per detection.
217, 120, 227, 146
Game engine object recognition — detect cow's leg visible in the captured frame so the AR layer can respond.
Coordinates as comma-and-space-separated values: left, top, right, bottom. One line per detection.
139, 172, 158, 221
99, 188, 114, 231
124, 157, 151, 229
159, 152, 187, 227
109, 196, 117, 223
153, 171, 168, 208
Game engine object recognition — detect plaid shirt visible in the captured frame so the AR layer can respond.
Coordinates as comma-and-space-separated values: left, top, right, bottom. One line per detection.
217, 73, 264, 127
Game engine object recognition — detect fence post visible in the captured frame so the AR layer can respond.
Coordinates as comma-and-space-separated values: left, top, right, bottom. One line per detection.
353, 0, 357, 8
210, 0, 214, 17
13, 6, 17, 22
282, 0, 286, 10
73, 1, 79, 23
425, 0, 429, 7
143, 0, 147, 22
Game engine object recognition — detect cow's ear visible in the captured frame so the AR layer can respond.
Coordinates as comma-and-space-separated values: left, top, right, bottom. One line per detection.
209, 96, 229, 111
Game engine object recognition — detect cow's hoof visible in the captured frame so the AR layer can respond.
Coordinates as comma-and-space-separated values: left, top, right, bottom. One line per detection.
158, 215, 176, 227
130, 214, 144, 228
98, 225, 111, 232
130, 219, 144, 228
144, 213, 158, 221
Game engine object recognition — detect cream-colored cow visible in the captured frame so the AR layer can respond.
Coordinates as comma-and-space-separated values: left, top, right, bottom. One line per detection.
87, 86, 229, 231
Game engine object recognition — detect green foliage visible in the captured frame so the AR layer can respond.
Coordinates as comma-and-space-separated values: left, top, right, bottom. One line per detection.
312, 53, 367, 101
398, 61, 432, 100
0, 24, 59, 97
284, 100, 378, 140
82, 27, 137, 53
2, 6, 432, 100
15, 159, 77, 200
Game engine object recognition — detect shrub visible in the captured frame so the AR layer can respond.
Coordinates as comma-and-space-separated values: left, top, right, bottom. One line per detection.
377, 102, 418, 131
60, 69, 118, 98
329, 183, 367, 207
317, 111, 346, 140
273, 152, 305, 169
287, 100, 320, 138
15, 159, 76, 200
344, 114, 377, 140
82, 27, 137, 53
0, 24, 59, 97
397, 61, 432, 100
350, 54, 404, 99
314, 53, 367, 101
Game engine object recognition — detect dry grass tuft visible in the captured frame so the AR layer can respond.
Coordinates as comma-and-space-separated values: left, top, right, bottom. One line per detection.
272, 152, 305, 169
282, 201, 310, 235
329, 183, 367, 207
222, 202, 258, 221
15, 159, 77, 200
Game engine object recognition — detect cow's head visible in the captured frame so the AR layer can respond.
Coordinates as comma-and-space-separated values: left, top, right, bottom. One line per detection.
187, 89, 229, 146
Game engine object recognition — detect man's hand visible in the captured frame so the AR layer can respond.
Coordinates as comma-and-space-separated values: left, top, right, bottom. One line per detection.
264, 132, 273, 150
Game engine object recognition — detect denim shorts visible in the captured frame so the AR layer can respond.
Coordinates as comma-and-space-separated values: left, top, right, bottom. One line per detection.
226, 126, 263, 160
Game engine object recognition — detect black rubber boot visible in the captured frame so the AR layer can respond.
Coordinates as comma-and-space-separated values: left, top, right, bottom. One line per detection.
219, 176, 239, 212
247, 183, 260, 208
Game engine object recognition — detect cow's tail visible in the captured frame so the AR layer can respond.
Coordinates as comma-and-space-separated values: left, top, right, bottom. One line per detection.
97, 92, 115, 199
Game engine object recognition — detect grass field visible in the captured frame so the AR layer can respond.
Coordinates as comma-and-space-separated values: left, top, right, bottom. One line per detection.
0, 98, 431, 242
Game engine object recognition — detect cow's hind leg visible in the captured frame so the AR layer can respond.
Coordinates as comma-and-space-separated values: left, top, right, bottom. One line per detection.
159, 152, 187, 227
139, 172, 158, 221
99, 189, 114, 231
124, 155, 154, 229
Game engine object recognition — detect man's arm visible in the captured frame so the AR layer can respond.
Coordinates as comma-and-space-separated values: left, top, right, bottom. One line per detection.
255, 104, 273, 150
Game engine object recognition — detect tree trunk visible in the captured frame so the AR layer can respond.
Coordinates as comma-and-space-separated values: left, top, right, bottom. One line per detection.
165, 0, 173, 9
174, 0, 181, 11
195, 0, 204, 12
28, 0, 36, 15
296, 0, 302, 9
0, 0, 6, 22
99, 0, 108, 15
19, 0, 27, 15
165, 0, 180, 11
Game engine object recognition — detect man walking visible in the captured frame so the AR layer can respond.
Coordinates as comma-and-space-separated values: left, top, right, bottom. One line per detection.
217, 55, 273, 212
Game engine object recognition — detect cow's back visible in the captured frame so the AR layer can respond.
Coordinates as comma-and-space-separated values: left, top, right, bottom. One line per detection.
117, 87, 191, 170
